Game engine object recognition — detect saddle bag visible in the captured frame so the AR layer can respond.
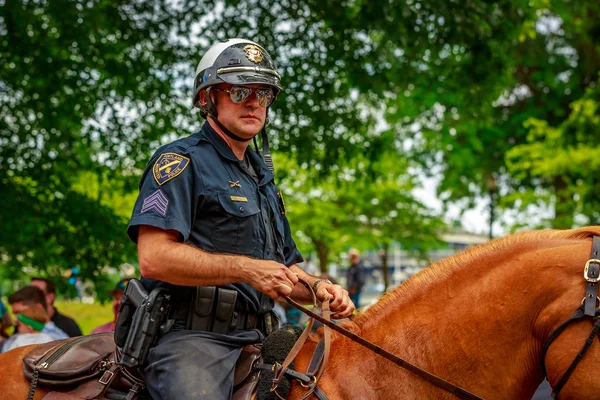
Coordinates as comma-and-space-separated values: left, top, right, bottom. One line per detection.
23, 332, 115, 387
23, 332, 146, 400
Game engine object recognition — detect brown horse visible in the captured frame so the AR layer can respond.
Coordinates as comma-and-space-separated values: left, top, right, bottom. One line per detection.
2, 227, 600, 399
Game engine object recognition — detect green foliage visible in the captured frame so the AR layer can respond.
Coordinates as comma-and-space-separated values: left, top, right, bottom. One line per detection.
506, 81, 600, 228
278, 144, 445, 272
5, 0, 596, 283
54, 299, 113, 335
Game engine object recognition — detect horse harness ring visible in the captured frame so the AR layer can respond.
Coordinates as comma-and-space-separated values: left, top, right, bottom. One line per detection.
540, 235, 600, 399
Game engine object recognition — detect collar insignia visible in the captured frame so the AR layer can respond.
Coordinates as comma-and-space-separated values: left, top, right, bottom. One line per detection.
152, 152, 190, 186
229, 180, 241, 188
243, 45, 263, 63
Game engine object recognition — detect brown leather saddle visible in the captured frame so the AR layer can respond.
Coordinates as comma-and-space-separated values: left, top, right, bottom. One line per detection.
22, 332, 262, 400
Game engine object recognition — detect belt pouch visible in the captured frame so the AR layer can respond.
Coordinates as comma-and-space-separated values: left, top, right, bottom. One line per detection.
188, 286, 217, 331
213, 288, 237, 334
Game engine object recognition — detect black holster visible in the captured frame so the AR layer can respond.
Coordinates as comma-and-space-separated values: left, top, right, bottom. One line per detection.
115, 279, 173, 368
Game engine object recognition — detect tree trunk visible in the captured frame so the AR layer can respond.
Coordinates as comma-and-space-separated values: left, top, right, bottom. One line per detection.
552, 176, 574, 228
486, 174, 498, 239
489, 188, 496, 240
312, 238, 330, 275
380, 242, 389, 292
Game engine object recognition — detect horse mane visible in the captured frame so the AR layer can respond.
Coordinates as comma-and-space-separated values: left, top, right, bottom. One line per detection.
348, 226, 600, 333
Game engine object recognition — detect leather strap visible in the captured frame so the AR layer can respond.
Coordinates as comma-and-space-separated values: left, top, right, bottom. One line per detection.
583, 237, 600, 316
271, 280, 318, 395
538, 236, 600, 399
269, 278, 331, 400
306, 339, 326, 377
552, 317, 600, 396
540, 308, 587, 378
304, 301, 331, 400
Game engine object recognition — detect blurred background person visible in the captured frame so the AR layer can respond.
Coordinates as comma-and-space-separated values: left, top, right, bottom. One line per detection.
91, 278, 130, 334
346, 248, 366, 308
31, 277, 82, 337
7, 285, 69, 341
1, 305, 57, 352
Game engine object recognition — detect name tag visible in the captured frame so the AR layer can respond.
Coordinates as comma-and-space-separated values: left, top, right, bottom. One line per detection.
230, 196, 248, 202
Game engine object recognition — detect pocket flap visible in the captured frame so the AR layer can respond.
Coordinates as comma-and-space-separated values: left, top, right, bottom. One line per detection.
217, 192, 260, 217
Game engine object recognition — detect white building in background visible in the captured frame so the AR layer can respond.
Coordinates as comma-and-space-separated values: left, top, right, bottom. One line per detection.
333, 229, 491, 289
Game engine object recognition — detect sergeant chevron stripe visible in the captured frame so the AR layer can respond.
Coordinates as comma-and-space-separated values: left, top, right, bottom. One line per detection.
141, 189, 169, 217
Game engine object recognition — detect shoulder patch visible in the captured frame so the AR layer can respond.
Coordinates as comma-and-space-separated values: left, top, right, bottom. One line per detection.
152, 152, 190, 185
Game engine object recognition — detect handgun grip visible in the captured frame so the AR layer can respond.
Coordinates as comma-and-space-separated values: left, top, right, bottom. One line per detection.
123, 279, 148, 308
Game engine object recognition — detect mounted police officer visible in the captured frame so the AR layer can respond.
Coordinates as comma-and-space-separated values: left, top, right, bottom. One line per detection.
127, 38, 355, 400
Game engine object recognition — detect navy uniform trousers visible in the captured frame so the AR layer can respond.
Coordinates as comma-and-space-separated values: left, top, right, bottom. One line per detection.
143, 329, 263, 399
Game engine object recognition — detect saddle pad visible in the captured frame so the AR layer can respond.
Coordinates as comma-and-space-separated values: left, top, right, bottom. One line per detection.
23, 332, 115, 387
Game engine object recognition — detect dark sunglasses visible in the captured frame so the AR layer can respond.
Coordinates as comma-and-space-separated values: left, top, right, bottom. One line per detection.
212, 85, 275, 108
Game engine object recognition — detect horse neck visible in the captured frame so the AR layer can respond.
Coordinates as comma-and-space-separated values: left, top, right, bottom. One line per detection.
292, 238, 592, 399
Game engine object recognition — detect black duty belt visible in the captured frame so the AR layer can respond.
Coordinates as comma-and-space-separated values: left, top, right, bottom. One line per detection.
168, 286, 273, 336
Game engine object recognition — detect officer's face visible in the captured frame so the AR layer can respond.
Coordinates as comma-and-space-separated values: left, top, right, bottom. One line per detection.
211, 84, 268, 139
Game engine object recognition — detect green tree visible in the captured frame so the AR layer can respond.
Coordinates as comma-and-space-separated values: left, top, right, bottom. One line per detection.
506, 81, 600, 228
348, 153, 445, 290
1, 0, 547, 280
408, 1, 600, 232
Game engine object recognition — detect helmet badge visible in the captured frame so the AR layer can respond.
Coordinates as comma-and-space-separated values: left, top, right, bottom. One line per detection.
243, 44, 263, 63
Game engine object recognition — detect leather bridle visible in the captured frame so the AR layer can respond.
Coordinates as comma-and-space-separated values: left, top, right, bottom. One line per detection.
257, 278, 483, 400
263, 236, 600, 400
540, 235, 600, 399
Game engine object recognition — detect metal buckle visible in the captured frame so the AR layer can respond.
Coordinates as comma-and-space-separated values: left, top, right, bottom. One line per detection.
583, 259, 600, 282
99, 370, 114, 385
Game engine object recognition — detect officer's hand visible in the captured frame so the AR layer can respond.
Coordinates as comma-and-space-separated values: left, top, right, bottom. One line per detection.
245, 259, 298, 300
315, 282, 354, 319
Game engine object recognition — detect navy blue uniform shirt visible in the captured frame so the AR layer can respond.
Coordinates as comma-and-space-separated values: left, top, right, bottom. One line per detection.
127, 122, 303, 313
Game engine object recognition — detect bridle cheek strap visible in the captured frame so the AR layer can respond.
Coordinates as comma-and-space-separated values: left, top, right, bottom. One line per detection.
269, 278, 331, 400
541, 235, 600, 399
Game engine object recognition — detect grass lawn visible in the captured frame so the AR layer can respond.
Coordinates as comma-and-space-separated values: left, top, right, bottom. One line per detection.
54, 299, 114, 335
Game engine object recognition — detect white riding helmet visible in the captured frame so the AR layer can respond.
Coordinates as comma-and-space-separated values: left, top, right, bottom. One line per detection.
192, 38, 282, 117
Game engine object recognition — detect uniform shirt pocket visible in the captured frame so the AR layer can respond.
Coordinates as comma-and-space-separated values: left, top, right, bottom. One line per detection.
211, 192, 261, 255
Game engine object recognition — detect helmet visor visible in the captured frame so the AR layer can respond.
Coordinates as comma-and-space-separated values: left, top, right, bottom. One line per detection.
218, 68, 282, 92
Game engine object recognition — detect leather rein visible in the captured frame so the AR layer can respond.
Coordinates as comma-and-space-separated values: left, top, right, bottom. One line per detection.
269, 237, 600, 400
258, 279, 483, 400
540, 235, 600, 399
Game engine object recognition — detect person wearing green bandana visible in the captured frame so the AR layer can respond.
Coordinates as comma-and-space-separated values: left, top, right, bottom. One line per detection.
1, 305, 58, 352
5, 285, 69, 350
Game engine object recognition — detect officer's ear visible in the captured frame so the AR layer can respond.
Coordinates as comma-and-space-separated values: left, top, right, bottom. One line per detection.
198, 88, 209, 106
199, 88, 218, 106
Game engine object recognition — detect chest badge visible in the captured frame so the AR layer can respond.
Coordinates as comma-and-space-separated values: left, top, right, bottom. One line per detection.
152, 153, 190, 186
229, 180, 241, 188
